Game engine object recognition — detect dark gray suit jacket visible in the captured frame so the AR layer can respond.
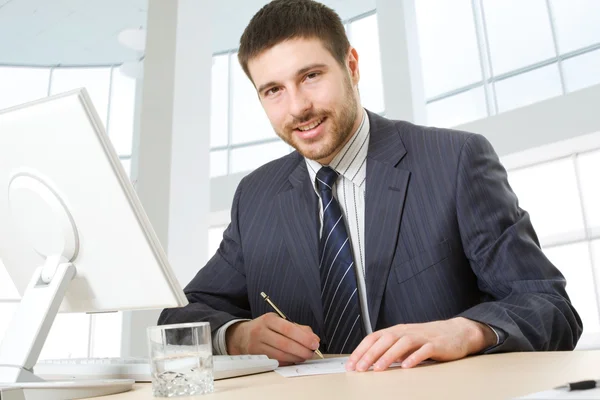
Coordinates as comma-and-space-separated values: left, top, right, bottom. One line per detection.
158, 111, 582, 352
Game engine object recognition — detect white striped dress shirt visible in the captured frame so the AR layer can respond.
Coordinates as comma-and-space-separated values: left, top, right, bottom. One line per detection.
305, 108, 373, 337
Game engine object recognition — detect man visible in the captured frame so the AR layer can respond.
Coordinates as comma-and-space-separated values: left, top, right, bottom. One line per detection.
158, 0, 582, 372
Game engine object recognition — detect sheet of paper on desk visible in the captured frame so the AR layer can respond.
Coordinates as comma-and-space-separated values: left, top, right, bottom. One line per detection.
516, 387, 600, 399
274, 356, 403, 377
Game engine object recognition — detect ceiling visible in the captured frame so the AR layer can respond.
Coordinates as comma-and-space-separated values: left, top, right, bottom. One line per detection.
0, 0, 376, 66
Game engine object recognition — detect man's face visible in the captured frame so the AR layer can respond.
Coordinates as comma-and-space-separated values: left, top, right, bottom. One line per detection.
247, 37, 361, 165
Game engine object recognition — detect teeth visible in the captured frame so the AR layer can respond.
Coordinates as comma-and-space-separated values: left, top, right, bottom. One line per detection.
298, 118, 323, 131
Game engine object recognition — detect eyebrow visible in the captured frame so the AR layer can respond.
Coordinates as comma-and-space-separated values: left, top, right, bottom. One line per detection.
257, 63, 328, 95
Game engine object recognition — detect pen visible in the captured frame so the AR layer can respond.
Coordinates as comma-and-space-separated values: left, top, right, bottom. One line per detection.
555, 379, 600, 391
260, 291, 324, 359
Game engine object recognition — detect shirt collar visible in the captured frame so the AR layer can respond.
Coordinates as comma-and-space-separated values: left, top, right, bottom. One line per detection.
305, 108, 370, 190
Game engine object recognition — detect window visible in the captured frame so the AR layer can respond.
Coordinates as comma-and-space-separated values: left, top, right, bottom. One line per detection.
576, 150, 600, 236
543, 242, 600, 334
211, 54, 229, 148
482, 0, 555, 76
38, 314, 91, 360
50, 67, 112, 128
208, 226, 227, 262
89, 312, 122, 358
348, 14, 385, 113
507, 157, 584, 244
503, 137, 600, 342
420, 1, 600, 127
230, 141, 291, 174
0, 66, 50, 110
120, 158, 132, 178
563, 49, 600, 93
426, 87, 487, 128
550, 0, 600, 54
494, 64, 563, 113
107, 70, 136, 156
210, 149, 228, 178
415, 0, 482, 98
230, 53, 274, 145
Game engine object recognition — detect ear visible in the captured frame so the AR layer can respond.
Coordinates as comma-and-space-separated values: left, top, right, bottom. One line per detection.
347, 47, 360, 86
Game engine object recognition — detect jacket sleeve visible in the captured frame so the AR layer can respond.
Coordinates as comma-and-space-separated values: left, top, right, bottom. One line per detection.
454, 133, 583, 352
157, 177, 251, 338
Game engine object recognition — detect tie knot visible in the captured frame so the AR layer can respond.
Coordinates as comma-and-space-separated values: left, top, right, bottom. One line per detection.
316, 166, 339, 192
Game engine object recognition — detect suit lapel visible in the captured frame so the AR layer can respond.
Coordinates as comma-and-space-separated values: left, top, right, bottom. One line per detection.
364, 112, 410, 330
276, 160, 323, 331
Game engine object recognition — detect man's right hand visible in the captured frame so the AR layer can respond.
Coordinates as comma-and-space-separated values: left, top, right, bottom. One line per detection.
225, 313, 321, 364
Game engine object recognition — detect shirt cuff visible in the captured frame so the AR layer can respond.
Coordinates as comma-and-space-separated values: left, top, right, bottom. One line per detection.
486, 323, 501, 345
212, 319, 250, 355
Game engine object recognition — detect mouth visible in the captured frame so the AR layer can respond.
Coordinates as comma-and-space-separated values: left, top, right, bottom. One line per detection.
294, 117, 326, 140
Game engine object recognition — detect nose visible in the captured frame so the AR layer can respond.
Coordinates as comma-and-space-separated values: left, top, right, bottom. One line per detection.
288, 88, 311, 119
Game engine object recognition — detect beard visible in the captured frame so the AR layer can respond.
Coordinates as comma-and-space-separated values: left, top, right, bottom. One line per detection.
276, 74, 358, 163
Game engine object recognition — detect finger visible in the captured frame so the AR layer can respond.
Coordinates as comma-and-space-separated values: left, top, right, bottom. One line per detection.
372, 336, 427, 371
261, 324, 317, 360
259, 342, 306, 364
265, 315, 320, 353
346, 332, 381, 371
400, 342, 435, 369
354, 332, 402, 372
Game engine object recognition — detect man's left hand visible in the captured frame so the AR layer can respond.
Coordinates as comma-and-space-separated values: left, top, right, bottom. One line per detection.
345, 317, 497, 372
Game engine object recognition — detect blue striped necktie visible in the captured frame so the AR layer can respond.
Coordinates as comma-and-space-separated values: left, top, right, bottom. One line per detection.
316, 166, 364, 354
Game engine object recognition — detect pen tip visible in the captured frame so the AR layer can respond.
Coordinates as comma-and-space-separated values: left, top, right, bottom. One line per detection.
260, 292, 267, 299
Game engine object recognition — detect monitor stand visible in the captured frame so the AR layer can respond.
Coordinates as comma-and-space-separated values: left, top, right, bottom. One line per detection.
0, 173, 134, 400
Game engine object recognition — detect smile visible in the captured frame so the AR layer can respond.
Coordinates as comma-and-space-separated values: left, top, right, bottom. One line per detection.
296, 118, 324, 131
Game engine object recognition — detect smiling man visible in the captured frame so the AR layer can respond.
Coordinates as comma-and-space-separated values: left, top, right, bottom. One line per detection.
158, 0, 582, 372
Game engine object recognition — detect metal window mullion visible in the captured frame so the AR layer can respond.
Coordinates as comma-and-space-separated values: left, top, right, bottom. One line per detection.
572, 153, 600, 327
345, 9, 376, 25
426, 80, 485, 104
559, 42, 600, 62
211, 137, 281, 153
476, 0, 498, 115
424, 41, 600, 104
47, 66, 54, 96
471, 0, 495, 116
105, 66, 115, 137
545, 0, 567, 95
226, 51, 234, 175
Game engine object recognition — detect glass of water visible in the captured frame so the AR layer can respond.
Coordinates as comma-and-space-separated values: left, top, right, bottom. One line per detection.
147, 322, 214, 397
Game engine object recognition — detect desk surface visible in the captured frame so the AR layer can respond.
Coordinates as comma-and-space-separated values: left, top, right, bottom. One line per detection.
89, 350, 600, 400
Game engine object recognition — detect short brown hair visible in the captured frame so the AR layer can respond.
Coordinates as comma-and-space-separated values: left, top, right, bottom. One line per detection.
238, 0, 351, 82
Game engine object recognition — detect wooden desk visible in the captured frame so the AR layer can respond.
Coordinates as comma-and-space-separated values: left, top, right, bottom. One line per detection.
89, 351, 600, 400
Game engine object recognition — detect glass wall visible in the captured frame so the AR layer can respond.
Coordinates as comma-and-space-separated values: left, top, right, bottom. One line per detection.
416, 0, 600, 128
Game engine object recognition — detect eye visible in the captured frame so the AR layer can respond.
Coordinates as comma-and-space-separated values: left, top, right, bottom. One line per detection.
264, 87, 281, 97
306, 72, 320, 80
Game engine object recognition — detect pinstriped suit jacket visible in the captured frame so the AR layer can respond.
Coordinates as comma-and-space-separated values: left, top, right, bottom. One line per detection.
158, 111, 582, 352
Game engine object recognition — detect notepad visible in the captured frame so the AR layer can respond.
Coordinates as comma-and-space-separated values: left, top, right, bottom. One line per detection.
274, 356, 403, 377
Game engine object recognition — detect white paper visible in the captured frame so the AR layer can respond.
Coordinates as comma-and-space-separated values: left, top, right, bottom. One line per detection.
274, 356, 403, 377
515, 387, 600, 399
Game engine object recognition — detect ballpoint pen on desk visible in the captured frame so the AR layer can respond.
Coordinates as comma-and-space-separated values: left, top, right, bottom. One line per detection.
554, 379, 600, 391
260, 291, 324, 359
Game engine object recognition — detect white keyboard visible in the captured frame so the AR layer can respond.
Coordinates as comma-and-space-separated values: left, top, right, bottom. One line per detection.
34, 355, 279, 382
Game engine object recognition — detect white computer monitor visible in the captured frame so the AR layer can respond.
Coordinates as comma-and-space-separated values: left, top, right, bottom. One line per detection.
0, 89, 187, 399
